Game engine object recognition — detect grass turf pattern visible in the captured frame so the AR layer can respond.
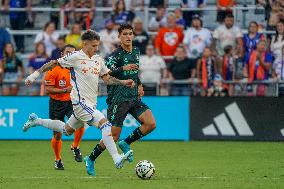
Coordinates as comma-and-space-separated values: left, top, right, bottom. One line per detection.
0, 141, 283, 189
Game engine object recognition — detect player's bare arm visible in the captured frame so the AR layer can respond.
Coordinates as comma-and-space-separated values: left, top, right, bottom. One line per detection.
101, 73, 135, 88
25, 60, 58, 86
45, 85, 72, 94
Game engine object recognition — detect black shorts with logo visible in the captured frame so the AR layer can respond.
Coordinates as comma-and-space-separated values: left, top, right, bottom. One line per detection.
49, 98, 73, 122
107, 100, 150, 127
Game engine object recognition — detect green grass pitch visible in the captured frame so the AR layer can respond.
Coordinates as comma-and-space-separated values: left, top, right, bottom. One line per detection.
0, 141, 283, 189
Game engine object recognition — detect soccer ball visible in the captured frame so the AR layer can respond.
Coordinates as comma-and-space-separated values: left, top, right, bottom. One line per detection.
135, 160, 155, 179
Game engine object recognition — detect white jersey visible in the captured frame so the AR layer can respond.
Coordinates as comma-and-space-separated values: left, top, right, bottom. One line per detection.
213, 25, 243, 56
58, 50, 110, 107
183, 27, 212, 59
140, 55, 166, 83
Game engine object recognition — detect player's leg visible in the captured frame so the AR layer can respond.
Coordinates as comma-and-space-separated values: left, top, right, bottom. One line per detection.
84, 109, 132, 176
23, 113, 75, 136
119, 101, 156, 160
65, 101, 85, 162
49, 99, 66, 170
86, 102, 128, 164
51, 132, 64, 170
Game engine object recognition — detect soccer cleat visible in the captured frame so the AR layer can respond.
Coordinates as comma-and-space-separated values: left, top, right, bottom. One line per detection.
71, 146, 82, 162
118, 140, 134, 163
84, 156, 96, 176
115, 150, 133, 169
54, 159, 64, 170
22, 113, 38, 132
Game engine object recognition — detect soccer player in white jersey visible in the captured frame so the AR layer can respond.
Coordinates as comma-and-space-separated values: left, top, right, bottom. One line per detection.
23, 30, 134, 176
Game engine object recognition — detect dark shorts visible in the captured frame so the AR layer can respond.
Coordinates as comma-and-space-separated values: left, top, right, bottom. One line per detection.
49, 98, 73, 122
107, 100, 150, 127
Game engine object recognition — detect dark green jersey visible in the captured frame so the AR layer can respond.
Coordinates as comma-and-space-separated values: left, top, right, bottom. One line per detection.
105, 46, 141, 104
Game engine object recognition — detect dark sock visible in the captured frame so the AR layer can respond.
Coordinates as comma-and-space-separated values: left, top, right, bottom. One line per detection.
124, 127, 144, 145
89, 144, 105, 161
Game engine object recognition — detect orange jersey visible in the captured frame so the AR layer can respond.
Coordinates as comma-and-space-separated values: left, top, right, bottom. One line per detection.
45, 66, 71, 101
155, 27, 184, 56
218, 0, 235, 7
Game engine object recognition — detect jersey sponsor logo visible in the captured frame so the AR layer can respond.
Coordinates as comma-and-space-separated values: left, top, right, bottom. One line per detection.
59, 80, 66, 87
164, 32, 178, 46
202, 102, 254, 136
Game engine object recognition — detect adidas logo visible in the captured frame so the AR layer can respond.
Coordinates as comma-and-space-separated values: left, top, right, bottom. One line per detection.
202, 102, 254, 136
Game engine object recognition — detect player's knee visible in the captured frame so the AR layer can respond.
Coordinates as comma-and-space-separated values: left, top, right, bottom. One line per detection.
53, 133, 62, 140
146, 119, 156, 132
112, 133, 120, 142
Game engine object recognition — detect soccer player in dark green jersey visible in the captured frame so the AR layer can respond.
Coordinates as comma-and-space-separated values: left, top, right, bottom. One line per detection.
85, 24, 156, 163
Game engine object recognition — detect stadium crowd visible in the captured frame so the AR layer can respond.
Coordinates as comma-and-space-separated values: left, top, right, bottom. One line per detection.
0, 0, 284, 96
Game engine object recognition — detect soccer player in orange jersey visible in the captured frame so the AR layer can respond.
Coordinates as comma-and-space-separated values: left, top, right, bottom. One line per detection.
44, 44, 85, 170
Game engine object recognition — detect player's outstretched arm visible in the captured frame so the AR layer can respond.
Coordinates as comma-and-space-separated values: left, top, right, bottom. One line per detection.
25, 60, 58, 86
101, 74, 135, 88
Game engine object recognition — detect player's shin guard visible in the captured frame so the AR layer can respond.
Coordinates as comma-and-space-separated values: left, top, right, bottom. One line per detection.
35, 119, 68, 135
100, 122, 120, 162
124, 127, 145, 145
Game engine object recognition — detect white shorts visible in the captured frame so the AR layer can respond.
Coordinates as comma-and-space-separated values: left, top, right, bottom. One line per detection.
67, 103, 105, 130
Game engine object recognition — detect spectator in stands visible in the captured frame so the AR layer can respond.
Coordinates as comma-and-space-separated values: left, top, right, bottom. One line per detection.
243, 21, 265, 62
183, 15, 212, 61
34, 21, 59, 56
149, 0, 167, 8
267, 0, 284, 33
140, 44, 167, 95
212, 14, 243, 56
50, 36, 66, 60
49, 0, 69, 29
69, 0, 95, 30
180, 0, 206, 28
174, 7, 186, 29
245, 40, 272, 96
216, 0, 235, 23
112, 0, 144, 11
196, 47, 218, 96
112, 0, 144, 21
155, 12, 184, 58
0, 43, 25, 96
221, 45, 235, 96
65, 23, 82, 50
272, 45, 284, 95
112, 0, 131, 27
99, 19, 119, 57
168, 45, 196, 96
133, 17, 149, 55
271, 20, 284, 69
28, 42, 50, 96
148, 6, 167, 32
0, 26, 11, 60
4, 0, 32, 53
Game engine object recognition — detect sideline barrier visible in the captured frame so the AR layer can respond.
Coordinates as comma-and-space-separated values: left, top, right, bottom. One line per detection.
0, 96, 190, 141
190, 97, 284, 141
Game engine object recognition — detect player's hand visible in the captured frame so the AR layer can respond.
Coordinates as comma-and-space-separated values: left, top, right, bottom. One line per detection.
122, 79, 135, 88
138, 85, 144, 98
66, 86, 72, 93
123, 64, 138, 71
25, 71, 40, 87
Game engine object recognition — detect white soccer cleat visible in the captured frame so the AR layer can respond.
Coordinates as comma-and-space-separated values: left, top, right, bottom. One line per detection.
115, 150, 133, 169
22, 113, 38, 132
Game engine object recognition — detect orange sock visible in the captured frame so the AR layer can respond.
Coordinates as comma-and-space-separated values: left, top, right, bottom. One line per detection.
51, 137, 62, 160
72, 127, 85, 148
